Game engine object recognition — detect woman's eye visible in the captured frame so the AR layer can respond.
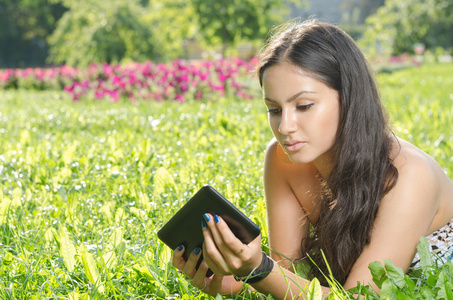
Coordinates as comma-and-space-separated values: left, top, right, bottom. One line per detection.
267, 108, 281, 115
297, 104, 313, 111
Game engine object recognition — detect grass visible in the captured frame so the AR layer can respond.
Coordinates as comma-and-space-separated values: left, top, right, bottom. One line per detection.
0, 63, 452, 299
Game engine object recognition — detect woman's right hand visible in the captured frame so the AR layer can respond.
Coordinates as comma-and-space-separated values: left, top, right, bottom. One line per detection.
171, 245, 245, 296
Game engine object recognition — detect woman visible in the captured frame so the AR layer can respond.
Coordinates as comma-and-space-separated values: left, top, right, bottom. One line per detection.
172, 19, 453, 298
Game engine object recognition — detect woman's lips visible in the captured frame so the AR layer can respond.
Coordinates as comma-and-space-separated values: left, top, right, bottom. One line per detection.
284, 141, 306, 152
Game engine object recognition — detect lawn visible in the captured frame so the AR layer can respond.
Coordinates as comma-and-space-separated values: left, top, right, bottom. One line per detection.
0, 63, 452, 299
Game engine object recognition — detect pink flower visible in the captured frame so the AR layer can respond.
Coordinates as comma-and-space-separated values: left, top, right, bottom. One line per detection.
209, 81, 225, 93
219, 74, 230, 82
64, 84, 74, 93
174, 94, 185, 102
2, 58, 257, 102
109, 90, 119, 102
95, 90, 105, 99
236, 91, 253, 99
232, 81, 242, 88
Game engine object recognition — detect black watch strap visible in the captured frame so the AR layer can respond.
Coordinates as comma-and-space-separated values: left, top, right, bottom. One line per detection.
234, 251, 274, 284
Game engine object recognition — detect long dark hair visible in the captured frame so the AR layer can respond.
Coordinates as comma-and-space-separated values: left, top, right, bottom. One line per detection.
256, 19, 398, 285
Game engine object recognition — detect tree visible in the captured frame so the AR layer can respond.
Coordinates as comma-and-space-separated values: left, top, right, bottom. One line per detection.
0, 0, 66, 68
47, 0, 304, 66
142, 0, 198, 60
189, 0, 299, 55
48, 0, 161, 67
360, 0, 453, 55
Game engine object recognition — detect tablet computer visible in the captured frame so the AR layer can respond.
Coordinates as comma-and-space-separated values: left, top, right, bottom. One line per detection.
157, 185, 261, 273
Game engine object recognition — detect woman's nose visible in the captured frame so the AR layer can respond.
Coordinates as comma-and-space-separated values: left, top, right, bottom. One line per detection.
278, 110, 297, 135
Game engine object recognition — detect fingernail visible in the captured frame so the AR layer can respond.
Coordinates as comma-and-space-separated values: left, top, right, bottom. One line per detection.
194, 247, 201, 255
177, 244, 183, 251
202, 220, 207, 228
214, 214, 220, 223
203, 213, 210, 222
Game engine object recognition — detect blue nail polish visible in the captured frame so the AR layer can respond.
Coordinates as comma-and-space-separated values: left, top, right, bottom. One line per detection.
177, 244, 183, 251
194, 247, 201, 255
202, 220, 207, 228
203, 213, 211, 222
214, 214, 220, 223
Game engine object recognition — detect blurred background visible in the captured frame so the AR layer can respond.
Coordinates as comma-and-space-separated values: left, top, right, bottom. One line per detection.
1, 0, 452, 69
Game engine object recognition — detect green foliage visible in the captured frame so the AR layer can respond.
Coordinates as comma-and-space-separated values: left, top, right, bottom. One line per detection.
306, 277, 323, 299
142, 0, 198, 60
0, 0, 67, 67
0, 63, 452, 298
59, 226, 77, 273
48, 0, 159, 67
3, 0, 306, 67
361, 0, 453, 55
348, 237, 453, 299
189, 0, 297, 54
47, 0, 305, 66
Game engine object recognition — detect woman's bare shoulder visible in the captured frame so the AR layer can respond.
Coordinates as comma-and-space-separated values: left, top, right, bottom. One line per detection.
390, 137, 453, 228
264, 138, 313, 171
264, 138, 319, 185
393, 137, 447, 182
264, 138, 289, 164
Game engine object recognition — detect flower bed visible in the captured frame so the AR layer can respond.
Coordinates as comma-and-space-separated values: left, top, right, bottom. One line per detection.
0, 58, 258, 102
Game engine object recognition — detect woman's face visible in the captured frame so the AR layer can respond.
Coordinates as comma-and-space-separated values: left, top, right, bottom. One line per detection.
262, 63, 340, 167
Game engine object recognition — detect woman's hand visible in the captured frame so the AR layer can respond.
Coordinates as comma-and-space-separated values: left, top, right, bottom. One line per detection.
171, 244, 245, 296
201, 213, 263, 278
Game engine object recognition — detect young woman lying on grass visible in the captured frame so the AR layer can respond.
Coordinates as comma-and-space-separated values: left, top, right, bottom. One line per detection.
171, 19, 453, 299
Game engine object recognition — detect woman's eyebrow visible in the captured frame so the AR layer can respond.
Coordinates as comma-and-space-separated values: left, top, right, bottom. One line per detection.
264, 90, 317, 103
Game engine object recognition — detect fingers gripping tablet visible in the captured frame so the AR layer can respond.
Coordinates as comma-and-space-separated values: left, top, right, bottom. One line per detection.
157, 185, 261, 276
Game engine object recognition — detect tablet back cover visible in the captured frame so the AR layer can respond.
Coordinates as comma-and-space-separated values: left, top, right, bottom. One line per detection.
157, 185, 261, 261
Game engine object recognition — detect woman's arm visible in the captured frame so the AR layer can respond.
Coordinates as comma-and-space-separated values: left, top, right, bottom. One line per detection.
264, 140, 310, 269
250, 261, 331, 298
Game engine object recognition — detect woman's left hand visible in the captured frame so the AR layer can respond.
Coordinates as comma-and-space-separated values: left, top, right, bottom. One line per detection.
201, 213, 263, 278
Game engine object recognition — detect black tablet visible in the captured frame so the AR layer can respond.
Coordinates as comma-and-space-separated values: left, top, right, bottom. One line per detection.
157, 184, 261, 271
